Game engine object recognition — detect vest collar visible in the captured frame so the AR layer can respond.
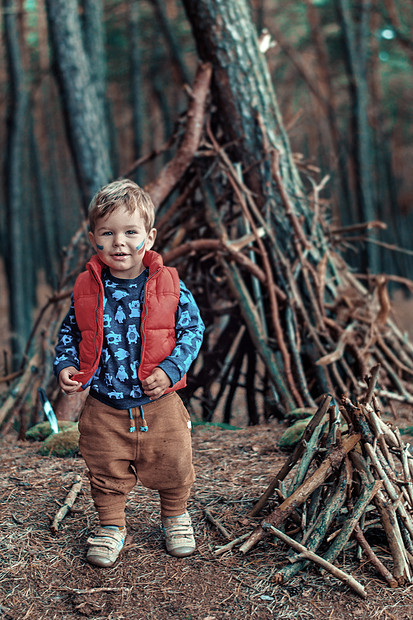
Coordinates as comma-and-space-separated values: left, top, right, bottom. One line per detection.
143, 250, 163, 275
85, 250, 163, 280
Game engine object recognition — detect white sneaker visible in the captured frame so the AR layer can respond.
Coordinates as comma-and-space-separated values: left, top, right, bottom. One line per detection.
161, 511, 196, 557
86, 526, 126, 567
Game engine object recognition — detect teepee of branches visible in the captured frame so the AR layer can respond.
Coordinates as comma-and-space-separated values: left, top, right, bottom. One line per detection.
0, 60, 412, 435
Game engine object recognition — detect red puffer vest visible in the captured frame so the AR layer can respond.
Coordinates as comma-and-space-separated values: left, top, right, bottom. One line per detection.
72, 250, 187, 392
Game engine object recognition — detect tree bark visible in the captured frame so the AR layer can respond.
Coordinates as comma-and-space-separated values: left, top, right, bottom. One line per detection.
182, 0, 302, 211
336, 0, 379, 272
303, 0, 353, 222
129, 2, 144, 184
45, 0, 112, 210
81, 0, 114, 168
81, 0, 106, 103
3, 0, 31, 366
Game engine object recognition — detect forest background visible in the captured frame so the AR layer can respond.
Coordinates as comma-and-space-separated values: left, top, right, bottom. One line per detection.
1, 0, 413, 432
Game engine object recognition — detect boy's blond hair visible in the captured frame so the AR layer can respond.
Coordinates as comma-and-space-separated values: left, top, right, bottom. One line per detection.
88, 179, 155, 232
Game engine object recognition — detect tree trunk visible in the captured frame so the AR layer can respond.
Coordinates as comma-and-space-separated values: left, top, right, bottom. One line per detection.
81, 0, 106, 103
3, 0, 31, 367
45, 0, 112, 210
150, 0, 191, 87
29, 121, 58, 284
303, 0, 353, 225
336, 0, 379, 273
182, 0, 301, 208
81, 0, 117, 176
129, 2, 144, 185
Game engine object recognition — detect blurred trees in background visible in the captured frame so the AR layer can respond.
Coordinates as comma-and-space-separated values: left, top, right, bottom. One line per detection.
1, 0, 413, 426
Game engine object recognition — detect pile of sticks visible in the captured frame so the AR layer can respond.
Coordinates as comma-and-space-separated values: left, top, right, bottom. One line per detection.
233, 370, 413, 597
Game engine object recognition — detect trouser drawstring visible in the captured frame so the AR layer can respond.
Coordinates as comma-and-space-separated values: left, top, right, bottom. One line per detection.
128, 406, 148, 432
128, 408, 136, 433
139, 405, 148, 432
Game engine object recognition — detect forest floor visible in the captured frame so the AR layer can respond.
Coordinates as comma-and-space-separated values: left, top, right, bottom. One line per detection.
2, 412, 413, 620
1, 288, 413, 619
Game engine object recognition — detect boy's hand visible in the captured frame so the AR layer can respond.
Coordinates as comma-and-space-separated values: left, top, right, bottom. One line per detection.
142, 368, 172, 400
58, 367, 83, 395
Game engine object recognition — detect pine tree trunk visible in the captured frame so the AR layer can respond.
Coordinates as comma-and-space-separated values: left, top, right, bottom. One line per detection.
45, 0, 112, 210
181, 0, 303, 224
150, 0, 191, 87
3, 0, 31, 367
337, 0, 379, 273
129, 2, 144, 185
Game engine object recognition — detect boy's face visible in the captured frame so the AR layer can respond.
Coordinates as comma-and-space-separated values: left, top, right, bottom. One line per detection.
88, 206, 156, 279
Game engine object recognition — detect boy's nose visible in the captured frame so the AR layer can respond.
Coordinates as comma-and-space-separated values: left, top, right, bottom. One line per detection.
113, 234, 125, 247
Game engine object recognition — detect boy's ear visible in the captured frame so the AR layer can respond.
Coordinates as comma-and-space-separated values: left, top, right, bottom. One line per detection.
146, 228, 157, 250
88, 230, 98, 251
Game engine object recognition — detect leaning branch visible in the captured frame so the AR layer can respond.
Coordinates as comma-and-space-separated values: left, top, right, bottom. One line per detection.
145, 62, 212, 208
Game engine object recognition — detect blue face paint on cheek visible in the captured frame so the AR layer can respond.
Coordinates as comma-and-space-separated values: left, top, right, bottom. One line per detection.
96, 244, 104, 250
136, 239, 145, 251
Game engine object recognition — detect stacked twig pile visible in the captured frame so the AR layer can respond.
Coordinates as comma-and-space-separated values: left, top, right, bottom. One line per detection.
222, 370, 413, 597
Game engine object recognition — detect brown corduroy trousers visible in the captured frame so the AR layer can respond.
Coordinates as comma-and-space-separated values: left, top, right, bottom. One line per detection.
78, 392, 195, 527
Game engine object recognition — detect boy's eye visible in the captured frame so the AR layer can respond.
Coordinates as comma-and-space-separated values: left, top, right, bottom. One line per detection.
126, 230, 137, 235
102, 231, 112, 236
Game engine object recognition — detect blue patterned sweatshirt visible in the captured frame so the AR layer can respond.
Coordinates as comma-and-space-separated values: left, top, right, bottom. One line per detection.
54, 267, 204, 409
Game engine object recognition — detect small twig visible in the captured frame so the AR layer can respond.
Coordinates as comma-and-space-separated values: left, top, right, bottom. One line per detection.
213, 532, 250, 556
51, 475, 82, 534
65, 587, 127, 594
0, 369, 23, 384
330, 220, 387, 235
363, 364, 381, 405
204, 508, 232, 540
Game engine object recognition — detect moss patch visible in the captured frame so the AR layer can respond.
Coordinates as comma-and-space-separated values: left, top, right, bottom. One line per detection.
26, 420, 78, 442
38, 426, 80, 457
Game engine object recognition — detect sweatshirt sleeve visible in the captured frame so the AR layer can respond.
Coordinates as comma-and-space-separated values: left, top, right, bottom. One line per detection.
158, 280, 205, 386
53, 296, 82, 378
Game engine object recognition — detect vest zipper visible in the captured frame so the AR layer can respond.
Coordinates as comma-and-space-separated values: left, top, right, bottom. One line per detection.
140, 267, 160, 371
90, 268, 102, 372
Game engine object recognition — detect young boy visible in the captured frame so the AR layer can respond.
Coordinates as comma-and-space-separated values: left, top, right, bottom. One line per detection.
54, 179, 204, 567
